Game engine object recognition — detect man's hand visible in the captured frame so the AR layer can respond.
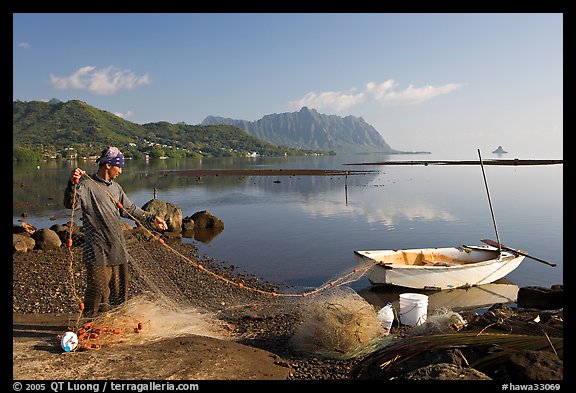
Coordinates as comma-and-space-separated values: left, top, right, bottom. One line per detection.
70, 168, 85, 184
154, 216, 168, 231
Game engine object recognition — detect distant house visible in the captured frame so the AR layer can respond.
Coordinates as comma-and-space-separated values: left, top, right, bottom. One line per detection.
492, 146, 508, 154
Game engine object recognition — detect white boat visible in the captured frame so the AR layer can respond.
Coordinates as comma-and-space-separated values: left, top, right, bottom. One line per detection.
354, 245, 525, 290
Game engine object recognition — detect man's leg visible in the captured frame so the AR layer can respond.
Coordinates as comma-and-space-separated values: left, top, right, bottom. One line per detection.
109, 263, 129, 307
84, 265, 112, 316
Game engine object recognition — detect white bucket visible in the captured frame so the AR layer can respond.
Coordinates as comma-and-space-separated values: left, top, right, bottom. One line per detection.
399, 293, 428, 327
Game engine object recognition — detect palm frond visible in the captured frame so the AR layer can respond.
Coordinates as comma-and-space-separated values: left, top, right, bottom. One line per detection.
350, 332, 562, 379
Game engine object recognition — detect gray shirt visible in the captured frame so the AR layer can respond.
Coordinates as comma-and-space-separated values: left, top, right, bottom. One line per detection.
64, 173, 153, 266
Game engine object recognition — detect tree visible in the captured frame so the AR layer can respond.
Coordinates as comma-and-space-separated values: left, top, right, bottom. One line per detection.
13, 146, 43, 162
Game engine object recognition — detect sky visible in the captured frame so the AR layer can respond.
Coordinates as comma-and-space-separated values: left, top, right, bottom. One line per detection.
13, 13, 563, 158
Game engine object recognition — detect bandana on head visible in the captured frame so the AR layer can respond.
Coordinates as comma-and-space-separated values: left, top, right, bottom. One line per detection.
97, 146, 125, 168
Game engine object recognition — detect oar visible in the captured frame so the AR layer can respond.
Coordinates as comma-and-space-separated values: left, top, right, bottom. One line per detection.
478, 149, 502, 255
481, 239, 557, 267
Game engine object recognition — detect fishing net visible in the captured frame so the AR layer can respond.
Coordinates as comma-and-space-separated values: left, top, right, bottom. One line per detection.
405, 307, 467, 337
61, 222, 252, 350
54, 172, 382, 357
289, 286, 390, 359
71, 297, 232, 351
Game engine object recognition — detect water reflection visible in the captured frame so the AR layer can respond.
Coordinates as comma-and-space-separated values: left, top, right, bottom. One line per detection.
182, 227, 224, 244
300, 198, 458, 228
356, 280, 519, 312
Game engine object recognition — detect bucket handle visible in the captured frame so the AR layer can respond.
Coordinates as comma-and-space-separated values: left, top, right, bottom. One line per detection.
398, 303, 421, 316
398, 303, 428, 325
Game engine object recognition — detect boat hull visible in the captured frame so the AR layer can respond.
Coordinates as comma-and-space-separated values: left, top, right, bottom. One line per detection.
355, 246, 525, 290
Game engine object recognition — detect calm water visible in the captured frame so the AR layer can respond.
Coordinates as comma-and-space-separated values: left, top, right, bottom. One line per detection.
13, 153, 563, 296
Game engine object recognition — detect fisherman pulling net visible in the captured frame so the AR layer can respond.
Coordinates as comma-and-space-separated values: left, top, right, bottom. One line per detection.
60, 146, 383, 357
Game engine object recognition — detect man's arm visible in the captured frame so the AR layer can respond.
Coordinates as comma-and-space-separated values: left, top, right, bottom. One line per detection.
118, 187, 167, 231
63, 168, 85, 210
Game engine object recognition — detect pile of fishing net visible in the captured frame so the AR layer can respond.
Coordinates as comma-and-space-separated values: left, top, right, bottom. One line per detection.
69, 296, 233, 351
289, 286, 389, 359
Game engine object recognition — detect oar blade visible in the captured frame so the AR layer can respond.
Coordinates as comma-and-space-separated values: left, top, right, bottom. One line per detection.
481, 239, 556, 267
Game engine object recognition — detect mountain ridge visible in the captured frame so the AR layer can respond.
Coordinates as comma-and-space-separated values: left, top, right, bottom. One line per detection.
202, 107, 409, 154
13, 99, 428, 161
12, 100, 328, 160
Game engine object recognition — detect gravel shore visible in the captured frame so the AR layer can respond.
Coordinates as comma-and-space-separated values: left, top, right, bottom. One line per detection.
12, 234, 357, 380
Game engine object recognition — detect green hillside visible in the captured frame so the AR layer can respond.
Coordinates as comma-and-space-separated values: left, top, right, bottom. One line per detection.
13, 100, 330, 161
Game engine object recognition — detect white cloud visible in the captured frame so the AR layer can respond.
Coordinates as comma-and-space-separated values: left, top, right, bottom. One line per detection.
368, 80, 462, 105
18, 42, 30, 49
49, 66, 150, 95
288, 90, 365, 112
290, 79, 462, 112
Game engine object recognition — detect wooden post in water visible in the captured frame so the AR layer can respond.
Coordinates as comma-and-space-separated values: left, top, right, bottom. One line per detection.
345, 171, 349, 206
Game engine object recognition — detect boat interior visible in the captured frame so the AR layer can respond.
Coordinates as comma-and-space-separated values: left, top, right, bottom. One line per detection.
361, 247, 501, 267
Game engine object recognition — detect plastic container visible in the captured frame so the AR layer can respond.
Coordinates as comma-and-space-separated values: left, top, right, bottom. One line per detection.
60, 331, 78, 352
377, 302, 395, 335
399, 293, 428, 327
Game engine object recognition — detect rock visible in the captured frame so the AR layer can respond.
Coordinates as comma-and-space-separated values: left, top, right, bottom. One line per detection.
181, 217, 195, 237
399, 363, 492, 380
13, 233, 35, 252
183, 211, 224, 242
517, 285, 563, 310
50, 221, 84, 246
13, 224, 28, 235
31, 228, 62, 250
49, 224, 68, 243
506, 350, 563, 380
142, 199, 183, 232
189, 210, 224, 229
13, 222, 36, 235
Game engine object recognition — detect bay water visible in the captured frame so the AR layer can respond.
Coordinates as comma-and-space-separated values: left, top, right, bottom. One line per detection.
13, 152, 563, 299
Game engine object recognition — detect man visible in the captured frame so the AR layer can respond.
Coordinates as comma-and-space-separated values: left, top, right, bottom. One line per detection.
64, 146, 167, 316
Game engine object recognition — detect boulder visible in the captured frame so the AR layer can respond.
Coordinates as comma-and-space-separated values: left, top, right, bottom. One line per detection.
189, 210, 224, 229
50, 222, 84, 246
517, 285, 563, 310
13, 233, 35, 252
31, 228, 62, 250
507, 350, 563, 380
181, 217, 195, 238
13, 222, 36, 235
142, 199, 183, 232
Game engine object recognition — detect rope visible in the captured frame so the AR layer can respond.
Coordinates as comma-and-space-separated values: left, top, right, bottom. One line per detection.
65, 176, 85, 329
